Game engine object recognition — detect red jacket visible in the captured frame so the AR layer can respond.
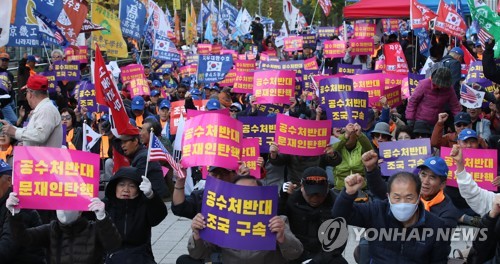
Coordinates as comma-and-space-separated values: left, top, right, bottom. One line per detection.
406, 78, 462, 126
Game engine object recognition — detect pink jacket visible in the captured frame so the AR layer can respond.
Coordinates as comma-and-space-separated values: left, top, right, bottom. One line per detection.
406, 78, 462, 126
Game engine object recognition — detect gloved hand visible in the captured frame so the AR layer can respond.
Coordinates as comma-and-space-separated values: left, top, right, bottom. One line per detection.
6, 192, 20, 216
140, 176, 154, 199
88, 197, 106, 220
485, 39, 496, 51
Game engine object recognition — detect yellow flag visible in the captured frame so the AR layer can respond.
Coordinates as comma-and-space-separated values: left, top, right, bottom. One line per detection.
190, 2, 197, 39
91, 4, 128, 58
185, 2, 197, 45
173, 0, 181, 10
185, 6, 191, 44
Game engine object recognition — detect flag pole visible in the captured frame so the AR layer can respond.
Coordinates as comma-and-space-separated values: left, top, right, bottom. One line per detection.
43, 43, 52, 66
310, 0, 320, 28
144, 129, 154, 179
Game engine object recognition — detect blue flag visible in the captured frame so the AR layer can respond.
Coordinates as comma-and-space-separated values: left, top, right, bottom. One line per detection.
221, 0, 239, 27
205, 15, 215, 42
152, 32, 180, 62
416, 28, 430, 57
197, 54, 234, 83
197, 1, 210, 32
143, 12, 155, 48
8, 0, 41, 46
34, 0, 64, 22
120, 0, 147, 40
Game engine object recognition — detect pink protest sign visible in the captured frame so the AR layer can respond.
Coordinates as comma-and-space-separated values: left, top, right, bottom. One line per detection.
349, 38, 374, 55
383, 73, 406, 89
181, 113, 243, 171
345, 73, 385, 107
180, 65, 197, 77
13, 146, 100, 211
121, 64, 146, 83
128, 78, 150, 97
233, 71, 254, 94
370, 85, 402, 109
253, 70, 295, 104
186, 108, 230, 119
211, 44, 222, 54
441, 147, 498, 191
221, 49, 238, 60
283, 36, 304, 52
197, 44, 212, 55
235, 59, 256, 72
275, 114, 332, 156
304, 57, 319, 70
65, 46, 88, 63
401, 77, 410, 99
241, 138, 261, 178
324, 40, 346, 59
219, 69, 237, 87
354, 23, 376, 38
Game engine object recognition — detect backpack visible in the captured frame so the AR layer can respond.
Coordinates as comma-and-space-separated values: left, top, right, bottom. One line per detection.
424, 57, 453, 78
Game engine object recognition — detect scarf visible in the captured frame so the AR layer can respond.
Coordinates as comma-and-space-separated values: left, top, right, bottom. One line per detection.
421, 190, 446, 211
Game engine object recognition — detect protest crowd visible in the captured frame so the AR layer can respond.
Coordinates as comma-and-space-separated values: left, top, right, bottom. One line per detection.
3, 0, 500, 263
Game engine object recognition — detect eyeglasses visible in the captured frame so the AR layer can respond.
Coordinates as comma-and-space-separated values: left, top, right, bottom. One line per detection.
61, 115, 72, 121
455, 123, 469, 128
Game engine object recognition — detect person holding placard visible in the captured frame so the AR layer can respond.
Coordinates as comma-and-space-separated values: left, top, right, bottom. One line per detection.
187, 176, 303, 263
104, 167, 168, 263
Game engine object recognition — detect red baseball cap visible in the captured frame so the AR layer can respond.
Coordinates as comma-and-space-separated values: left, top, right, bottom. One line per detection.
26, 75, 49, 91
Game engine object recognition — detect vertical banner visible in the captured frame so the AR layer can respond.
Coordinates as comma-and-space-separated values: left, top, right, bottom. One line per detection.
76, 81, 98, 112
349, 38, 374, 55
199, 176, 278, 250
379, 139, 431, 176
239, 117, 277, 153
383, 42, 409, 74
324, 40, 346, 58
253, 70, 296, 104
275, 114, 332, 156
91, 4, 128, 58
13, 146, 100, 211
181, 113, 243, 170
233, 71, 255, 94
283, 36, 304, 52
241, 138, 261, 178
119, 0, 146, 40
441, 147, 498, 191
320, 90, 369, 128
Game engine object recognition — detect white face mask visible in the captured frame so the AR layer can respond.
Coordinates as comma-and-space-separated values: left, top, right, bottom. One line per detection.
56, 210, 81, 225
388, 197, 419, 222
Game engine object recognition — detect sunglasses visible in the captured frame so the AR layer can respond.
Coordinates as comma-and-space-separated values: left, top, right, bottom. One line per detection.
1, 58, 9, 62
61, 115, 72, 121
372, 133, 391, 139
229, 108, 240, 112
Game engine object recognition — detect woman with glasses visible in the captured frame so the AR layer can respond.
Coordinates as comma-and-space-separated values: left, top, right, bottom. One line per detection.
60, 108, 83, 150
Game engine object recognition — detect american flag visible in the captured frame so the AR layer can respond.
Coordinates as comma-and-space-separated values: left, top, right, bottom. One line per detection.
478, 28, 493, 50
460, 84, 478, 103
148, 133, 185, 179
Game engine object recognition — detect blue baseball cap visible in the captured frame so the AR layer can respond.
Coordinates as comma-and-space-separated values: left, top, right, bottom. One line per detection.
210, 86, 220, 92
27, 55, 36, 62
163, 68, 172, 75
417, 157, 449, 178
203, 83, 211, 89
450, 47, 464, 57
206, 98, 220, 110
152, 80, 162, 87
0, 159, 12, 175
159, 99, 171, 109
454, 112, 471, 125
189, 88, 202, 100
458, 129, 478, 141
131, 96, 145, 111
150, 90, 160, 97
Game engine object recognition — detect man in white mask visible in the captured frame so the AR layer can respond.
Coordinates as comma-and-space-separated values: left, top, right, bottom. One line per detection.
6, 193, 122, 263
332, 172, 450, 263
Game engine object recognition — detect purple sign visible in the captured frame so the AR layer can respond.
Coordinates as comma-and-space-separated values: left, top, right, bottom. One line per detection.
76, 81, 98, 112
238, 116, 276, 153
259, 61, 282, 70
408, 73, 425, 95
317, 27, 338, 40
300, 34, 316, 46
466, 61, 492, 85
354, 69, 383, 74
40, 71, 57, 93
0, 72, 10, 92
255, 104, 285, 117
320, 90, 369, 128
200, 176, 278, 250
337, 64, 362, 75
54, 61, 81, 81
379, 138, 432, 176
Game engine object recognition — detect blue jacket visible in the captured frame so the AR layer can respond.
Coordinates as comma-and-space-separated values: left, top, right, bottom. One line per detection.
332, 190, 450, 264
366, 167, 461, 228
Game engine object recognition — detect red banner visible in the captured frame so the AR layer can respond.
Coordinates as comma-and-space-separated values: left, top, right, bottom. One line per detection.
411, 0, 437, 29
383, 43, 409, 75
434, 0, 466, 37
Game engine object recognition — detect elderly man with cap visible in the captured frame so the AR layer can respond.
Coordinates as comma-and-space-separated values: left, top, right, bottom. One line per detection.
130, 96, 152, 129
0, 159, 46, 263
1, 75, 62, 148
431, 112, 488, 149
279, 167, 348, 263
146, 89, 162, 115
205, 98, 221, 111
406, 67, 462, 129
110, 127, 169, 198
0, 53, 16, 125
440, 47, 464, 99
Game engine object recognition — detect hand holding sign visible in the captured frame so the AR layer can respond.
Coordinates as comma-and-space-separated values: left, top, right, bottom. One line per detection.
88, 198, 106, 220
345, 174, 365, 195
6, 192, 20, 216
268, 216, 286, 244
192, 213, 206, 240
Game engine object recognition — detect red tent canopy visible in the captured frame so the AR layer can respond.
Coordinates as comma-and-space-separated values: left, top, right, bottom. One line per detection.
343, 0, 410, 19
